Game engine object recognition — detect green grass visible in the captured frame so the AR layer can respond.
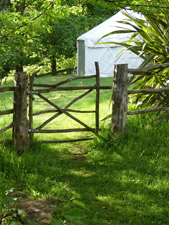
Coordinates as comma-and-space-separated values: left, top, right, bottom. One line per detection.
0, 75, 169, 225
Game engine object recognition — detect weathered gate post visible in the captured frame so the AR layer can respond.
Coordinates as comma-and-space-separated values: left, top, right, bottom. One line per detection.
28, 74, 35, 147
95, 62, 100, 133
111, 64, 128, 134
13, 72, 29, 152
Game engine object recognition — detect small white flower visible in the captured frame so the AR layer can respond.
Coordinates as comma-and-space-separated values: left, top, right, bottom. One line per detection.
9, 188, 14, 193
136, 101, 142, 106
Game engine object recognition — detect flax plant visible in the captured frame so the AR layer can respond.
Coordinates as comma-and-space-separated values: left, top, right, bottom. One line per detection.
102, 10, 169, 107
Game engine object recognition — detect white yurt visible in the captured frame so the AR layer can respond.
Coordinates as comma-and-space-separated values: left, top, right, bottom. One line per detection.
77, 9, 144, 77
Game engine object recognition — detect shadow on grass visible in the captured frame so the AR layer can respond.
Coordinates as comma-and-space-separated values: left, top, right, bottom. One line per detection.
0, 114, 169, 225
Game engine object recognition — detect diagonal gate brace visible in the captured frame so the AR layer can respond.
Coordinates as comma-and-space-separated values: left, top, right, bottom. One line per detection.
34, 87, 95, 130
36, 92, 95, 133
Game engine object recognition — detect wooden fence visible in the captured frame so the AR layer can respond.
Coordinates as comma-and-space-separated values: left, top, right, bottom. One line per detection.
0, 72, 29, 152
0, 87, 14, 135
2, 61, 168, 151
111, 63, 169, 134
0, 62, 112, 152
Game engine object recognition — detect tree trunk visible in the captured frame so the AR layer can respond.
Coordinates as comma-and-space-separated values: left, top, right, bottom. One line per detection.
51, 56, 57, 75
19, 0, 26, 15
0, 0, 7, 11
16, 65, 24, 73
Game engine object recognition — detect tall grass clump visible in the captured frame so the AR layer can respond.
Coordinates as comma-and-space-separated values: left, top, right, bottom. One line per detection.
91, 112, 168, 155
85, 112, 169, 224
0, 144, 22, 192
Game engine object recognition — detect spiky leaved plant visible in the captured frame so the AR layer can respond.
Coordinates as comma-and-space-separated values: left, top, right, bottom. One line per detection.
102, 10, 169, 107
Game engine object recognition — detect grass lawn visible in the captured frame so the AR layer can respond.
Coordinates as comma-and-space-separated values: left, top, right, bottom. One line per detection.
0, 75, 169, 225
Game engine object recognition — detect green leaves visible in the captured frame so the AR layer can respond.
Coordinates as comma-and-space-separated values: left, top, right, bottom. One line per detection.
52, 198, 88, 225
50, 221, 64, 225
0, 0, 56, 77
0, 194, 15, 205
0, 0, 113, 77
103, 10, 169, 107
27, 220, 39, 225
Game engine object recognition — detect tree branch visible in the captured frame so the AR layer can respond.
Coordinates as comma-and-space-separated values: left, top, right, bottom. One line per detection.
31, 0, 54, 22
19, 0, 26, 15
0, 0, 54, 40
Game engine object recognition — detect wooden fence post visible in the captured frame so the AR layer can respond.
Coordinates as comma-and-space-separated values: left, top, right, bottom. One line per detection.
13, 72, 29, 152
95, 62, 100, 133
29, 75, 35, 147
111, 64, 128, 134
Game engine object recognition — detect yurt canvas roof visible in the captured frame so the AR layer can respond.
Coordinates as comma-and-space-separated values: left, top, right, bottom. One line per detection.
77, 9, 144, 77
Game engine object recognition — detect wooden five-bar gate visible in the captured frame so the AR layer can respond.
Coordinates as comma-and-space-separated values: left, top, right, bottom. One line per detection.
28, 62, 111, 145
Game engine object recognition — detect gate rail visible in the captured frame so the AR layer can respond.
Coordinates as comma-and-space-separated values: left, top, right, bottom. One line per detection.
0, 87, 14, 142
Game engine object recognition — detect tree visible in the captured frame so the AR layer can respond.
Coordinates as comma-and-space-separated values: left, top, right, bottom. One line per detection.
38, 1, 114, 74
37, 8, 86, 74
0, 0, 115, 78
102, 0, 169, 13
0, 0, 55, 77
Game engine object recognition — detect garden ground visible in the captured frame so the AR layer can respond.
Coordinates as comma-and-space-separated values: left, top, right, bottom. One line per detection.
0, 75, 169, 225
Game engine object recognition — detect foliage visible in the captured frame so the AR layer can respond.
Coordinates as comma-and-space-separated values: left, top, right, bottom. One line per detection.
0, 193, 26, 224
102, 0, 169, 14
101, 10, 169, 107
0, 0, 169, 80
52, 199, 87, 225
0, 191, 86, 224
0, 0, 52, 77
38, 11, 88, 71
0, 0, 114, 78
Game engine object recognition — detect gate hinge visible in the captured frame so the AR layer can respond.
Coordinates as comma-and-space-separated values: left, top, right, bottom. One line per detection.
29, 129, 39, 133
27, 90, 39, 95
